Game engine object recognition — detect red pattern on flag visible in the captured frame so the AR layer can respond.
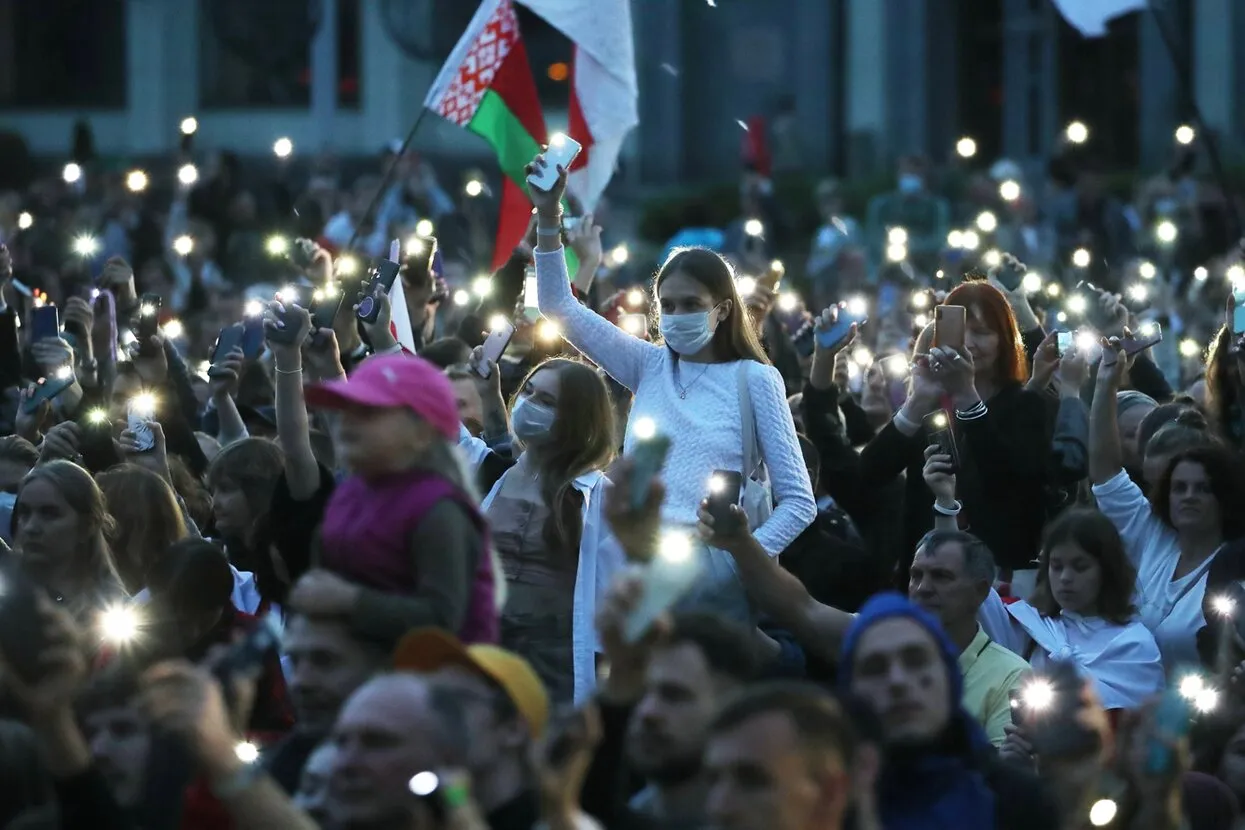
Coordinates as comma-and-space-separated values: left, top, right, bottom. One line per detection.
433, 0, 519, 126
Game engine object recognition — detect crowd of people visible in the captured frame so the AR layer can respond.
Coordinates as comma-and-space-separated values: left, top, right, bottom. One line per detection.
3, 121, 1245, 830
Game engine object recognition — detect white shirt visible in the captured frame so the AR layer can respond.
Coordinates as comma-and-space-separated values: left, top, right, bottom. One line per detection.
1092, 470, 1218, 671
534, 248, 816, 555
461, 428, 626, 704
979, 589, 1164, 709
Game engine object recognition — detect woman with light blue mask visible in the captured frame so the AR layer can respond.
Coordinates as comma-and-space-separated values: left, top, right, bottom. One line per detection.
461, 355, 624, 705
524, 154, 817, 624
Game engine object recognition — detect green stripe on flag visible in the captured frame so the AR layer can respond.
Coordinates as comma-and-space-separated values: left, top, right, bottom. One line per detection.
469, 89, 581, 275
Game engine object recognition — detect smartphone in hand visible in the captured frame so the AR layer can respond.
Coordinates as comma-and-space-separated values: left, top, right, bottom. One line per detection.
624, 534, 702, 643
30, 305, 60, 342
705, 470, 745, 530
924, 411, 960, 472
137, 294, 162, 341
528, 134, 583, 192
934, 305, 966, 349
475, 320, 516, 379
1235, 288, 1245, 336
629, 433, 671, 511
127, 397, 157, 452
357, 259, 401, 324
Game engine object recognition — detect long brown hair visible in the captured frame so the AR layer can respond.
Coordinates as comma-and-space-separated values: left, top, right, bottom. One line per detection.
942, 281, 1027, 385
1030, 508, 1136, 625
654, 248, 770, 365
13, 461, 127, 618
96, 464, 189, 594
512, 359, 616, 556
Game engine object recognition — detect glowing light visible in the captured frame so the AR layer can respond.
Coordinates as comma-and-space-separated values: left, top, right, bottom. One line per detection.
235, 742, 260, 763
845, 296, 867, 317
659, 530, 693, 563
126, 170, 149, 193
999, 180, 1021, 202
851, 347, 872, 367
129, 393, 157, 419
1072, 248, 1091, 269
887, 227, 908, 246
265, 235, 290, 256
245, 300, 264, 317
1228, 265, 1245, 286
336, 256, 359, 277
180, 117, 198, 135
1022, 679, 1054, 711
1126, 284, 1148, 303
488, 314, 508, 333
1067, 295, 1088, 315
1155, 220, 1179, 244
464, 179, 484, 197
886, 243, 908, 263
947, 230, 964, 249
777, 292, 799, 313
72, 235, 99, 257
627, 289, 645, 307
1195, 687, 1220, 713
930, 412, 948, 429
1076, 331, 1098, 354
277, 285, 299, 304
911, 291, 930, 310
415, 219, 435, 238
272, 137, 294, 158
708, 474, 727, 494
452, 289, 470, 307
161, 319, 183, 340
1065, 121, 1089, 144
608, 245, 629, 267
54, 365, 73, 381
975, 211, 997, 233
1089, 799, 1118, 827
1175, 125, 1195, 145
17, 212, 33, 230
983, 249, 1001, 268
743, 219, 764, 237
405, 236, 425, 256
1180, 339, 1201, 358
472, 276, 493, 298
86, 408, 109, 426
884, 354, 909, 378
1179, 674, 1205, 701
537, 319, 561, 342
770, 260, 785, 275
172, 235, 194, 256
913, 313, 929, 328
62, 163, 82, 184
1138, 321, 1159, 338
736, 276, 757, 297
1022, 272, 1043, 293
1055, 312, 1067, 323
1138, 261, 1157, 280
960, 230, 981, 251
409, 771, 438, 796
955, 137, 977, 158
634, 417, 657, 440
1213, 594, 1236, 617
177, 164, 199, 186
621, 315, 645, 335
1194, 266, 1209, 282
99, 605, 140, 643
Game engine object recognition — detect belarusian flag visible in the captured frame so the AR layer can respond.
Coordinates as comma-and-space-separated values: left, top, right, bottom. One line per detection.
425, 0, 547, 270
518, 0, 638, 213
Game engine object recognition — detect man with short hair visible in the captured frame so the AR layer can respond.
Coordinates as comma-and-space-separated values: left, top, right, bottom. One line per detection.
711, 523, 1028, 744
703, 681, 856, 830
393, 627, 548, 830
76, 672, 151, 813
268, 612, 391, 792
588, 581, 763, 830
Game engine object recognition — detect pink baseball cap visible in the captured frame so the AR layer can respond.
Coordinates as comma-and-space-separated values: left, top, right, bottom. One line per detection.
304, 354, 460, 440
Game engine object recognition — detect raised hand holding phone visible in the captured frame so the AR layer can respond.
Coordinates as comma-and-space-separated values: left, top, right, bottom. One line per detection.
528, 134, 582, 193
526, 152, 570, 218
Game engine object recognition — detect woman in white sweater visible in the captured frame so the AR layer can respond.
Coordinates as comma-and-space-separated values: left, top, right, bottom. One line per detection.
527, 155, 816, 621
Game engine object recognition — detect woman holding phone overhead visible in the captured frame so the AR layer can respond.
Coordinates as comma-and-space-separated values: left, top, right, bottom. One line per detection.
858, 280, 1050, 592
527, 153, 816, 623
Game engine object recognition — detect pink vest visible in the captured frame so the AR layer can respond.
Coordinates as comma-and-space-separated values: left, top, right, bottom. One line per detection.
319, 469, 498, 644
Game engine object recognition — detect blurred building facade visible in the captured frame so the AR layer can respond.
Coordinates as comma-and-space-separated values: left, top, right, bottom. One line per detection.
0, 0, 1241, 182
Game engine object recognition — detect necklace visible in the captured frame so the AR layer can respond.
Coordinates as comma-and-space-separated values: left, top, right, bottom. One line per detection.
674, 362, 712, 399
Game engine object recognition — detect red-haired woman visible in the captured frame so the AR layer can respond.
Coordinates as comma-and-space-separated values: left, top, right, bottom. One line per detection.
859, 280, 1051, 591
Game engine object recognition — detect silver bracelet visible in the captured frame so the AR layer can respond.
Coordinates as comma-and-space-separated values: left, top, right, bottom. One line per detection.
274, 366, 303, 376
933, 500, 963, 516
956, 401, 988, 421
536, 225, 563, 238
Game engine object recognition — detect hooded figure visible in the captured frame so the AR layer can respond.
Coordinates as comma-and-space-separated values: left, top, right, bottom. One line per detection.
839, 592, 998, 830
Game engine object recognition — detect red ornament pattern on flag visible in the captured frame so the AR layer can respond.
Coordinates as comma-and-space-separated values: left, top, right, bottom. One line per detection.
433, 0, 518, 126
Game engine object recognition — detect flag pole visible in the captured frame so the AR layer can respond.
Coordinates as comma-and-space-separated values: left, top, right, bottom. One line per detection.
343, 106, 434, 255
1146, 0, 1242, 243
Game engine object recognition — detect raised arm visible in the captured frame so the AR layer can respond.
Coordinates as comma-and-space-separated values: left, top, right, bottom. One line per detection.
1089, 344, 1127, 486
530, 158, 656, 391
265, 302, 322, 500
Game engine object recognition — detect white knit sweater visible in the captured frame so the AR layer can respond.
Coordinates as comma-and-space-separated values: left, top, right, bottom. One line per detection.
535, 248, 816, 554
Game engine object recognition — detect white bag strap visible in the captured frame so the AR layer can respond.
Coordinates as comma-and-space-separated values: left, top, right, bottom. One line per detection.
737, 361, 763, 479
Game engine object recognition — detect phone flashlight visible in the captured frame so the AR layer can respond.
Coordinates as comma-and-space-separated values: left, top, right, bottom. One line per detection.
1194, 687, 1220, 714
983, 249, 1002, 268
627, 289, 645, 307
177, 164, 199, 186
272, 137, 294, 158
845, 296, 867, 317
162, 320, 184, 340
1072, 248, 1091, 268
180, 116, 198, 135
1179, 339, 1201, 358
633, 417, 657, 441
265, 236, 289, 257
129, 393, 157, 420
278, 285, 299, 304
708, 474, 726, 494
537, 320, 561, 343
884, 354, 909, 378
244, 300, 264, 318
929, 412, 948, 430
235, 741, 261, 763
1075, 331, 1097, 354
960, 230, 981, 251
1175, 125, 1195, 145
659, 530, 693, 563
886, 243, 908, 263
54, 365, 73, 381
851, 347, 872, 367
73, 235, 100, 257
777, 292, 799, 313
1022, 272, 1043, 293
608, 245, 629, 267
18, 211, 33, 230
488, 314, 508, 333
99, 605, 140, 644
1066, 295, 1088, 315
1138, 261, 1157, 280
1021, 679, 1055, 711
336, 255, 359, 277
887, 227, 908, 246
410, 771, 438, 796
172, 235, 194, 256
1088, 799, 1117, 827
1065, 120, 1089, 144
911, 291, 931, 310
126, 170, 149, 193
464, 179, 484, 197
1155, 220, 1178, 245
452, 290, 470, 307
975, 211, 997, 232
999, 180, 1021, 201
947, 230, 963, 248
85, 408, 109, 426
415, 219, 435, 238
62, 163, 82, 184
472, 276, 493, 298
1179, 674, 1205, 701
743, 219, 764, 237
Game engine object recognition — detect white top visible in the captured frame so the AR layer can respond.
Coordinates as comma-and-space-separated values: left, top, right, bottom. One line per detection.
1091, 470, 1218, 672
460, 427, 626, 704
979, 589, 1164, 710
534, 248, 816, 554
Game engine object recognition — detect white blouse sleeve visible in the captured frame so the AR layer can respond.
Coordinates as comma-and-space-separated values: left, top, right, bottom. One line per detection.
978, 589, 1029, 656
748, 362, 817, 555
534, 247, 658, 391
1091, 469, 1172, 571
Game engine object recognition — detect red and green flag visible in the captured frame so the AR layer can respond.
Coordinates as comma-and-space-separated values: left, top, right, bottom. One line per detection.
424, 0, 548, 270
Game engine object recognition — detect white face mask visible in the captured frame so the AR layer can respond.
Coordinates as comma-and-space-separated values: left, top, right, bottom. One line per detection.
660, 309, 718, 355
511, 398, 556, 443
